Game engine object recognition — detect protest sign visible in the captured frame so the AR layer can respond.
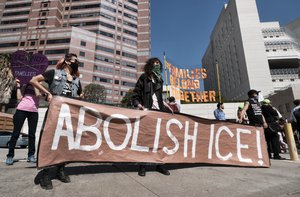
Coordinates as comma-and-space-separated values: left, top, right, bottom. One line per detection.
11, 50, 48, 84
38, 96, 270, 168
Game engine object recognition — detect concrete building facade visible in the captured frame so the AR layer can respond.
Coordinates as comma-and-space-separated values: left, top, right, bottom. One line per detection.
262, 20, 300, 90
0, 0, 150, 103
202, 0, 300, 101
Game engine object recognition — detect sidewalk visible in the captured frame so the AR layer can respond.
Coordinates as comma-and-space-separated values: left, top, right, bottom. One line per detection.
1, 148, 300, 197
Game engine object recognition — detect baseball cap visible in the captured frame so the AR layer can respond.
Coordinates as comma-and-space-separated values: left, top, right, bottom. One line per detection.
247, 89, 260, 96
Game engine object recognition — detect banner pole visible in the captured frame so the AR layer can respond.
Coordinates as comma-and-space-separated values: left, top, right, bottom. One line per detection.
163, 52, 170, 98
215, 60, 222, 103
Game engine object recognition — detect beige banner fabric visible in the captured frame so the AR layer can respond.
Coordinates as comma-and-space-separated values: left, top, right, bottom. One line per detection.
37, 96, 270, 168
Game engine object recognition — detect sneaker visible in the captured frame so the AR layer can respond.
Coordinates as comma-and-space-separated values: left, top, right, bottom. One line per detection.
57, 167, 71, 183
156, 165, 170, 176
39, 170, 53, 190
5, 157, 13, 165
138, 165, 146, 177
27, 155, 36, 163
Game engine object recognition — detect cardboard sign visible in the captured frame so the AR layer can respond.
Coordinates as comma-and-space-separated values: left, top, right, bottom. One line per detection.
11, 50, 48, 84
37, 96, 270, 168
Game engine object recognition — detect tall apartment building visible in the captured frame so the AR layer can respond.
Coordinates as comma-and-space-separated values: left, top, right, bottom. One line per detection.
0, 0, 150, 103
202, 0, 300, 101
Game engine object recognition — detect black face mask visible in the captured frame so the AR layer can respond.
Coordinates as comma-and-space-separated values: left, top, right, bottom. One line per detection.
70, 62, 79, 73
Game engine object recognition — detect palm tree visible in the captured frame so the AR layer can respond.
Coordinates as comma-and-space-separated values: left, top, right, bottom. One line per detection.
0, 53, 16, 112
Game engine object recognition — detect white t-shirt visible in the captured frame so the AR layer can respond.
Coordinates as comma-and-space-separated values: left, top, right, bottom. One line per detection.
152, 93, 160, 110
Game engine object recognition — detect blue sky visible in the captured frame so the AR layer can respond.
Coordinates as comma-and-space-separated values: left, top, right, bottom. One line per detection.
150, 0, 300, 68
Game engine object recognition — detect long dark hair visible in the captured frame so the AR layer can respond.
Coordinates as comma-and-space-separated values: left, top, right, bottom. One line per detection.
56, 53, 79, 77
143, 57, 163, 76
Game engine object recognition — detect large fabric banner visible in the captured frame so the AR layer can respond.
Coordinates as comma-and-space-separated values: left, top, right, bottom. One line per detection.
37, 96, 270, 168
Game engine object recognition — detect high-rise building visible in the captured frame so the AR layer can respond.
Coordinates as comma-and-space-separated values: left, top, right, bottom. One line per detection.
262, 20, 300, 90
202, 0, 300, 101
0, 0, 150, 103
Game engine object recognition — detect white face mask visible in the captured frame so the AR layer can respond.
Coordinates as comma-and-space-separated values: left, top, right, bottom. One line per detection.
257, 93, 264, 102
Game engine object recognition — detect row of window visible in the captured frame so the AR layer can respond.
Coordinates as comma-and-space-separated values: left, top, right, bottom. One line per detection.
270, 68, 298, 75
127, 0, 137, 6
67, 20, 137, 37
0, 27, 26, 33
94, 54, 137, 68
1, 19, 28, 25
4, 2, 31, 9
91, 30, 137, 46
70, 3, 116, 13
93, 76, 135, 87
93, 65, 136, 77
2, 10, 30, 17
67, 12, 116, 22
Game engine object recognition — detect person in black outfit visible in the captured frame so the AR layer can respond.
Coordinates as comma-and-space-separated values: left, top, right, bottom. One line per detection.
30, 53, 83, 190
132, 57, 172, 177
261, 99, 285, 160
239, 89, 267, 127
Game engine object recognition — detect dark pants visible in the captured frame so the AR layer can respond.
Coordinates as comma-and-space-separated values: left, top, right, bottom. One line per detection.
264, 128, 280, 158
7, 109, 38, 158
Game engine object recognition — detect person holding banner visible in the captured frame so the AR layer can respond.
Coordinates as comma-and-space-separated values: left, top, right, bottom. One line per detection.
5, 79, 41, 165
132, 57, 172, 177
30, 53, 83, 190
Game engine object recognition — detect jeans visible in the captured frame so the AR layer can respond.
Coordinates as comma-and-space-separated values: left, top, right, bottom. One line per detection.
7, 109, 38, 158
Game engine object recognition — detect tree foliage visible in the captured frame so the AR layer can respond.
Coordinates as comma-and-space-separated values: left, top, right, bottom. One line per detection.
0, 53, 16, 105
83, 83, 106, 103
121, 89, 134, 107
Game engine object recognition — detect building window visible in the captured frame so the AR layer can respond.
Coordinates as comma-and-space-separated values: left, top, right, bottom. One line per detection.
47, 39, 70, 44
96, 45, 114, 54
79, 51, 85, 57
38, 20, 46, 26
79, 62, 84, 67
0, 42, 19, 48
30, 41, 36, 46
40, 40, 45, 45
45, 49, 69, 55
80, 41, 86, 46
20, 42, 25, 46
42, 3, 49, 8
114, 80, 119, 84
40, 11, 48, 17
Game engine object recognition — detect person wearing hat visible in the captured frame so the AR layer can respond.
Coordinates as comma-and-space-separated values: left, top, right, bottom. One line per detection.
261, 99, 285, 159
239, 89, 267, 128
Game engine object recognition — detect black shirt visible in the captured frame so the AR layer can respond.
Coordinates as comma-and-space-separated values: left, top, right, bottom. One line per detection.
246, 98, 264, 126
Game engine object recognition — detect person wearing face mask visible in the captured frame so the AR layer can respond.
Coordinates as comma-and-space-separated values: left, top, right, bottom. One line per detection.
30, 53, 83, 190
238, 89, 268, 129
214, 102, 226, 120
132, 57, 173, 177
